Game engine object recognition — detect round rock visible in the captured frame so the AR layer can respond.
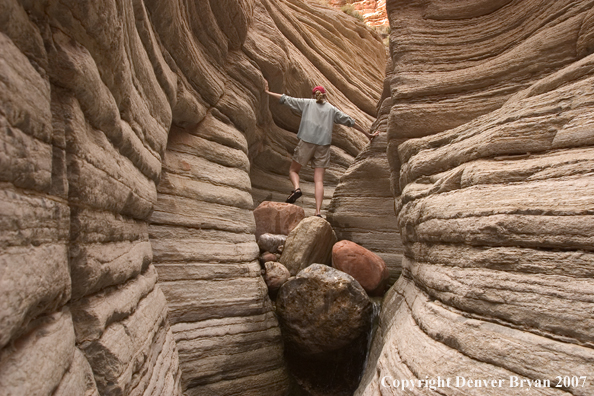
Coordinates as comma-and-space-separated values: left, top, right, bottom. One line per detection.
275, 264, 372, 356
259, 251, 279, 265
332, 240, 389, 296
263, 261, 290, 292
257, 233, 287, 254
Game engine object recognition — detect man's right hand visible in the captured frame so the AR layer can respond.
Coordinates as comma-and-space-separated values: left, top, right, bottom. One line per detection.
368, 131, 380, 141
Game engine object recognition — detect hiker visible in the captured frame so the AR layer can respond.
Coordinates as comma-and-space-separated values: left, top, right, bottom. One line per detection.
264, 81, 378, 217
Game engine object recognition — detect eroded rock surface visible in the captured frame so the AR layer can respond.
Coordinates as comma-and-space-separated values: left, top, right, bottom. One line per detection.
357, 1, 594, 395
147, 1, 383, 393
0, 0, 385, 394
0, 2, 181, 392
249, 0, 385, 216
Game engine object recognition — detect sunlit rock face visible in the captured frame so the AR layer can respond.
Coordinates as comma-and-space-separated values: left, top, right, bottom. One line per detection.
327, 0, 389, 27
358, 0, 594, 395
0, 0, 385, 394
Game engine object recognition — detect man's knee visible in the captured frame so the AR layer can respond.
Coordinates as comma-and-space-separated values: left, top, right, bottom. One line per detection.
290, 161, 302, 172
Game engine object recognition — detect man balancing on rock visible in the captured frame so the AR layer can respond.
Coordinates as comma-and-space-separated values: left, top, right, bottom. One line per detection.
264, 81, 378, 217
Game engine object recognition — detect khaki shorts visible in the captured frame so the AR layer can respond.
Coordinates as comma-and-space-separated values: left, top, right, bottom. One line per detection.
293, 140, 331, 168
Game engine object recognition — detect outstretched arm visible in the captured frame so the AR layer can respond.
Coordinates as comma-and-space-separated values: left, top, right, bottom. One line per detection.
334, 108, 379, 142
263, 80, 307, 114
264, 80, 282, 101
352, 122, 379, 142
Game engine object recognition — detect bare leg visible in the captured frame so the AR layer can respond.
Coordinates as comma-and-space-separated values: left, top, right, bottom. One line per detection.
314, 167, 325, 215
289, 161, 302, 190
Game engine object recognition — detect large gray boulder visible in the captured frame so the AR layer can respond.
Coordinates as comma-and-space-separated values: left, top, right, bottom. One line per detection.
276, 264, 373, 395
276, 264, 372, 356
280, 217, 337, 276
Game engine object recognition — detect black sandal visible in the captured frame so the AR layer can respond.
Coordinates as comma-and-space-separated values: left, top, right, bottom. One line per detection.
285, 188, 302, 203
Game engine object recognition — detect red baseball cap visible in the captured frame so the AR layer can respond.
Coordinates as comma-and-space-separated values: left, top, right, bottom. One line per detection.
312, 85, 326, 95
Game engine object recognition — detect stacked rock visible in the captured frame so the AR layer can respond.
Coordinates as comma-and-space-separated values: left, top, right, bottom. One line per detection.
254, 201, 390, 394
253, 201, 305, 294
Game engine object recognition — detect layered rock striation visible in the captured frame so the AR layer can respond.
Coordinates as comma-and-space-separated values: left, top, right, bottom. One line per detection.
357, 1, 594, 395
0, 0, 385, 394
0, 0, 181, 393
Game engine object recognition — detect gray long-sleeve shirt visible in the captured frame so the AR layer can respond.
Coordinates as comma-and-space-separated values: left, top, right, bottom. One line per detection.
280, 94, 355, 145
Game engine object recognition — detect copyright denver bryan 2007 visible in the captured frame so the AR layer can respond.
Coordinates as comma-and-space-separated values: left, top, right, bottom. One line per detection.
381, 375, 590, 391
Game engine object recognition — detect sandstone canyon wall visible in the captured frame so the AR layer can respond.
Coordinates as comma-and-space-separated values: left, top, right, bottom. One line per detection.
357, 0, 594, 395
0, 0, 385, 395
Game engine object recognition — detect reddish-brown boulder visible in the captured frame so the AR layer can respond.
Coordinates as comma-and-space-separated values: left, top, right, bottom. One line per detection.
253, 202, 305, 238
332, 240, 389, 296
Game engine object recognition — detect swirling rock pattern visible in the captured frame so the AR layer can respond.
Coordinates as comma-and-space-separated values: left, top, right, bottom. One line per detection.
358, 0, 594, 395
0, 0, 385, 394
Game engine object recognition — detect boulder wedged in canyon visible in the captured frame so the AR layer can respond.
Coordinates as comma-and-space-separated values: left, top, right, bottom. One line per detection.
357, 1, 594, 395
254, 201, 305, 238
258, 233, 288, 254
0, 0, 385, 395
277, 264, 373, 356
277, 264, 373, 395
